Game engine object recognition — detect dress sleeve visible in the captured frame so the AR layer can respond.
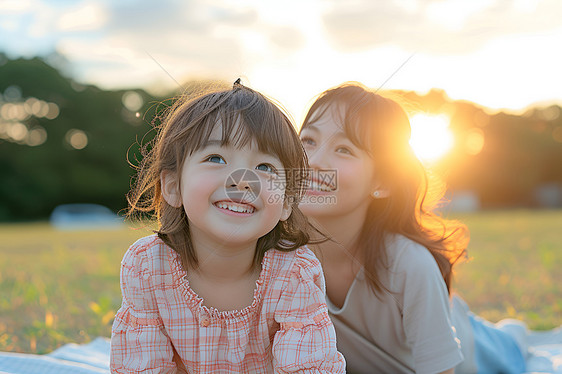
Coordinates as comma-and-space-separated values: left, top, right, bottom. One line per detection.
398, 244, 464, 374
110, 240, 177, 373
272, 248, 346, 373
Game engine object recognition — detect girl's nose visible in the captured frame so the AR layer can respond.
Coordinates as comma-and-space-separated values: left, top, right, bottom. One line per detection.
230, 179, 250, 191
225, 168, 261, 197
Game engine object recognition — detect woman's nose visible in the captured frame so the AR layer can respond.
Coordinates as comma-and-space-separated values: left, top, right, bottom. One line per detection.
306, 145, 328, 170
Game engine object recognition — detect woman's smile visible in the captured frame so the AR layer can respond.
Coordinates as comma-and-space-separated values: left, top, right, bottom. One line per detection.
306, 177, 336, 193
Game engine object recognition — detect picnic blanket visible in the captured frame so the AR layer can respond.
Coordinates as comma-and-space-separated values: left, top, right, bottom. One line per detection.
0, 333, 561, 373
524, 327, 562, 373
0, 337, 110, 374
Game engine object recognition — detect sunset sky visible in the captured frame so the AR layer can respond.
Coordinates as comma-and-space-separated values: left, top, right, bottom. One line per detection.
1, 0, 561, 124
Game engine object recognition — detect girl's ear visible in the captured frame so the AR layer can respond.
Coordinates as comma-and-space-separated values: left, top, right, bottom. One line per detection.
161, 170, 182, 208
279, 197, 293, 221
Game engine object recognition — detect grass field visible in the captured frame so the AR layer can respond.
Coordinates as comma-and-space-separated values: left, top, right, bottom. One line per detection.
1, 210, 561, 354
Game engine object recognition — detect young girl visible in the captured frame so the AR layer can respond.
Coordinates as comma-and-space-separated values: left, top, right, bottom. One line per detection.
298, 82, 528, 374
110, 82, 346, 373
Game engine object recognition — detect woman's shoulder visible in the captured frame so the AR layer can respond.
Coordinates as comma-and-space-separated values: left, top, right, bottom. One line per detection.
382, 234, 451, 312
383, 234, 441, 278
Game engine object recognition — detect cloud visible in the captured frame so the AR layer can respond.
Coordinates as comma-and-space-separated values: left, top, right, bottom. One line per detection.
57, 2, 109, 32
51, 0, 310, 89
0, 0, 61, 55
44, 0, 269, 90
0, 0, 308, 86
104, 0, 257, 35
267, 25, 305, 50
0, 0, 36, 14
320, 0, 562, 54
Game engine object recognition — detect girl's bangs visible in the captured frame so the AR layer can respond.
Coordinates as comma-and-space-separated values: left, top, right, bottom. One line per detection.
187, 91, 302, 171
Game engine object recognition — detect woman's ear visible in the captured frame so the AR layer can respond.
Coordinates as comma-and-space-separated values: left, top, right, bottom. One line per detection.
371, 180, 390, 199
279, 196, 293, 221
161, 170, 182, 208
371, 188, 390, 199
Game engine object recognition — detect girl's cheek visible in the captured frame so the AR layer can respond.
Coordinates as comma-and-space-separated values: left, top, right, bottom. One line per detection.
261, 176, 286, 206
182, 171, 223, 197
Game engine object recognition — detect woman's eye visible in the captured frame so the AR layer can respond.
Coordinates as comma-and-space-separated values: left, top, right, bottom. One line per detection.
336, 146, 352, 155
301, 137, 316, 146
256, 163, 278, 174
205, 155, 226, 164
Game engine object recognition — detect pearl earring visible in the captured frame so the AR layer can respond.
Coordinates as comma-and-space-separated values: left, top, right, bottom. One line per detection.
372, 190, 380, 198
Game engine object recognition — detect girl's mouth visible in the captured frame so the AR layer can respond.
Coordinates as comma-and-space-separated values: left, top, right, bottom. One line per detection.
214, 201, 256, 214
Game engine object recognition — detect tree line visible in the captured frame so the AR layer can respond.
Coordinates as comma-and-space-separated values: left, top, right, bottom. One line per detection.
0, 55, 561, 221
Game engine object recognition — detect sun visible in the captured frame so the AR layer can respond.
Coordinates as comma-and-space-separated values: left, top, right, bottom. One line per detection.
409, 114, 454, 163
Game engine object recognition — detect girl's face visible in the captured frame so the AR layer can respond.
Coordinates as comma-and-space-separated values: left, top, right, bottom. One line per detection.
299, 106, 379, 220
162, 123, 292, 249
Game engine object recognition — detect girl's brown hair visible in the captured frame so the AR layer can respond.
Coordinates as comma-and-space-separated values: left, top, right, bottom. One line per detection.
301, 82, 468, 294
128, 83, 310, 271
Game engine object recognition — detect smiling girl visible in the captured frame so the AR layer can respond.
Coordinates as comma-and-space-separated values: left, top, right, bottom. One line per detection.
110, 81, 345, 373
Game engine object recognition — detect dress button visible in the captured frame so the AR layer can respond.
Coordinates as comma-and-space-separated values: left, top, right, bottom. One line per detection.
200, 315, 211, 327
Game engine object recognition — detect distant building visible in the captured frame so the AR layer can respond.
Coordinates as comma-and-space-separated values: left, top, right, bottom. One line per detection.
442, 190, 480, 212
534, 183, 562, 208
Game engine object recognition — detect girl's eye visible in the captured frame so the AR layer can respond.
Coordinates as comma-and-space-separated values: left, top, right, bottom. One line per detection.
256, 163, 278, 174
205, 155, 226, 164
301, 137, 316, 146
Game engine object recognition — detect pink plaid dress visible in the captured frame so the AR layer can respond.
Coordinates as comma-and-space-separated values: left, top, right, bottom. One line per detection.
110, 235, 345, 373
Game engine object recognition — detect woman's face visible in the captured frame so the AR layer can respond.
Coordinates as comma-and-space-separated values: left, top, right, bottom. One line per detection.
299, 105, 379, 220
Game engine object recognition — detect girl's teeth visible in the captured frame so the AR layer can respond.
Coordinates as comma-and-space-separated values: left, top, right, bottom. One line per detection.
216, 202, 254, 214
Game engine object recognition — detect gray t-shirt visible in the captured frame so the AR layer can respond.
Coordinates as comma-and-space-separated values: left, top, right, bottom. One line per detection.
326, 234, 464, 374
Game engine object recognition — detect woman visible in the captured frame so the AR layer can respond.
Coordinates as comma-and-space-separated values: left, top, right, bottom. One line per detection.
298, 82, 527, 373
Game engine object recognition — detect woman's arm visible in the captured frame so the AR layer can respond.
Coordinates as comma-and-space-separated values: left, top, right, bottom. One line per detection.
396, 241, 464, 373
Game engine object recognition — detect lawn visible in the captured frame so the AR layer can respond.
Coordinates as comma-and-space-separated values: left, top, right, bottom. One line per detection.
0, 221, 154, 354
0, 209, 561, 354
452, 209, 562, 330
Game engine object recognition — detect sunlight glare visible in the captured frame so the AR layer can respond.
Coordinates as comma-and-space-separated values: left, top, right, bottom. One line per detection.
409, 114, 454, 162
465, 128, 485, 155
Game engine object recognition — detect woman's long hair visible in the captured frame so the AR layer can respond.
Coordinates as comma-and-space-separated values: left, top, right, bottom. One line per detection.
301, 82, 468, 294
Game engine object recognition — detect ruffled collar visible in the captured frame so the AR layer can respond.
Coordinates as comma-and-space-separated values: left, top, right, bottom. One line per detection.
169, 245, 273, 320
